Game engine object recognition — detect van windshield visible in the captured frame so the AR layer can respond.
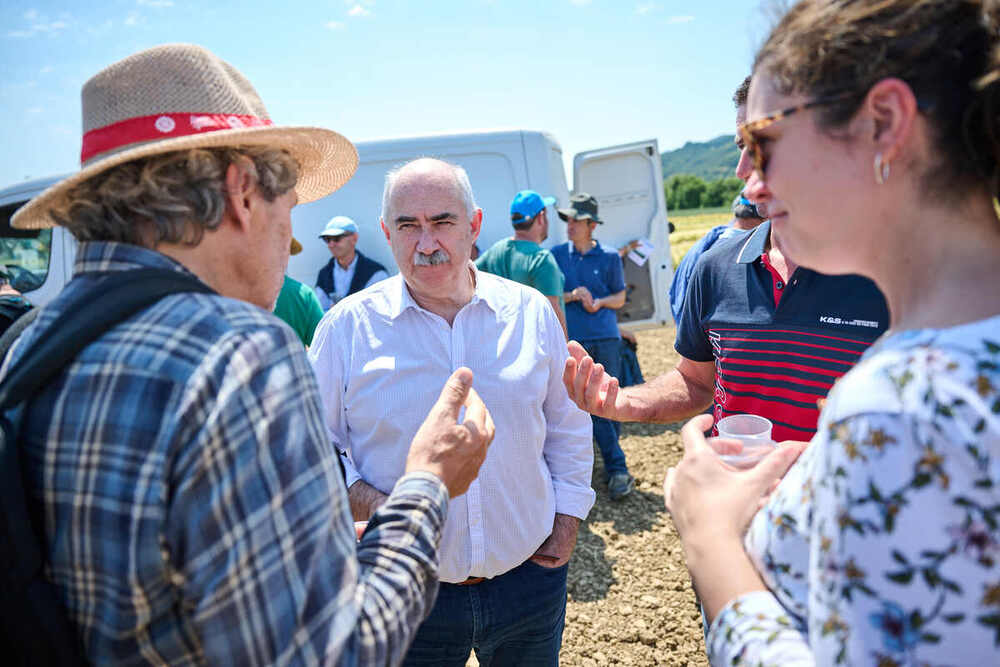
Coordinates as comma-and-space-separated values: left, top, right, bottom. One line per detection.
0, 201, 52, 293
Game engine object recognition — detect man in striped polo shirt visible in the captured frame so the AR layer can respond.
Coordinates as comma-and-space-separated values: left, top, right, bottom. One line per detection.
562, 76, 888, 443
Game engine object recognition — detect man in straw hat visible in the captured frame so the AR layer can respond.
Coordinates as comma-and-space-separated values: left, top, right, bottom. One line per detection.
309, 158, 594, 666
4, 44, 494, 665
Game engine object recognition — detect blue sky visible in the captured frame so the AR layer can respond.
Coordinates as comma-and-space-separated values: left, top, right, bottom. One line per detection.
0, 1, 768, 186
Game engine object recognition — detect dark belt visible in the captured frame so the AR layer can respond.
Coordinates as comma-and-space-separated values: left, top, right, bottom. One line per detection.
453, 576, 486, 586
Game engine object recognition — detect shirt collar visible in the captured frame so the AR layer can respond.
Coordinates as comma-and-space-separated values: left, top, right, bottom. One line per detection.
389, 262, 500, 320
569, 239, 603, 257
334, 253, 358, 273
735, 220, 771, 264
73, 241, 196, 276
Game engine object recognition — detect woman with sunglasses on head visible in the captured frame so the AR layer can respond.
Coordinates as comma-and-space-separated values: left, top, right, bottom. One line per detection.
664, 1, 1000, 664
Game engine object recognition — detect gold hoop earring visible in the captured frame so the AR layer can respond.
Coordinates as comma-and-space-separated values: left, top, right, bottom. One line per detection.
874, 153, 891, 185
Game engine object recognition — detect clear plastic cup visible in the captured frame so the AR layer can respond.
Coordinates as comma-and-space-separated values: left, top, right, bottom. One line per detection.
716, 414, 776, 469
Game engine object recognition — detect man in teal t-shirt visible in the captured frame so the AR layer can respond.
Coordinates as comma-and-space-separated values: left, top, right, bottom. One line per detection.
475, 190, 568, 337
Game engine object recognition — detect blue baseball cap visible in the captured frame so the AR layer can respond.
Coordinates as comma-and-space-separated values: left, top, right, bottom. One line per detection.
510, 190, 556, 225
732, 194, 762, 220
319, 215, 358, 238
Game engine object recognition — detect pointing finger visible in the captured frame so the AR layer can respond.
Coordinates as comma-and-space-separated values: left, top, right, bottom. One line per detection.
462, 386, 493, 447
433, 366, 474, 422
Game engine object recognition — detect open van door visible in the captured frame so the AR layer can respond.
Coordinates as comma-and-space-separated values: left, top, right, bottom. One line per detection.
572, 139, 672, 330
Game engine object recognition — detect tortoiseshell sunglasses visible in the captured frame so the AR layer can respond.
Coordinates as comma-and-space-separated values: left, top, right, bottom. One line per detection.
737, 92, 860, 174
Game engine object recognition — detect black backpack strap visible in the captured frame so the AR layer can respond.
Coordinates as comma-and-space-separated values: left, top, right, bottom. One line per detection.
0, 268, 214, 666
0, 269, 214, 410
0, 306, 39, 366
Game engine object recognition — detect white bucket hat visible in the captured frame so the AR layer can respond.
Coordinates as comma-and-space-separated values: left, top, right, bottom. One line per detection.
12, 43, 359, 230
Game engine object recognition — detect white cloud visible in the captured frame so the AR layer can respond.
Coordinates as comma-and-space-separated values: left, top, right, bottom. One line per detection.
24, 9, 39, 20
347, 4, 371, 17
635, 2, 659, 15
137, 0, 175, 7
326, 20, 345, 30
569, 0, 591, 5
8, 19, 69, 38
39, 65, 53, 73
125, 12, 140, 26
26, 107, 44, 114
667, 15, 694, 24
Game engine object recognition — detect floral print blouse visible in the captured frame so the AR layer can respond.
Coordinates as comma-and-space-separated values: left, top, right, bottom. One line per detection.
708, 315, 1000, 665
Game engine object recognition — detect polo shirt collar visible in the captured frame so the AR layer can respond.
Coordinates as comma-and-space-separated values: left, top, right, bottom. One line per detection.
570, 239, 604, 257
389, 261, 498, 320
735, 220, 771, 264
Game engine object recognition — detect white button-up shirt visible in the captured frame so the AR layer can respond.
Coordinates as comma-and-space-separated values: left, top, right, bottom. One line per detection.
309, 267, 595, 583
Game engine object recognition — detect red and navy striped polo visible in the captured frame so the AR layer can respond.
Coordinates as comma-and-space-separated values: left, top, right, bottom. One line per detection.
675, 222, 889, 442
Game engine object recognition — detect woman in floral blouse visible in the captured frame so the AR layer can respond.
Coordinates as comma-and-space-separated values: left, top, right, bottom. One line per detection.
664, 1, 1000, 664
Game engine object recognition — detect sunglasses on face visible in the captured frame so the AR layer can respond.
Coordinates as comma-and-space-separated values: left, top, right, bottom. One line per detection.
738, 91, 860, 175
324, 235, 349, 243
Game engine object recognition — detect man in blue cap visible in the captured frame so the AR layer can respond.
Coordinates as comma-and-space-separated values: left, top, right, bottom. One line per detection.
475, 190, 568, 337
315, 215, 389, 311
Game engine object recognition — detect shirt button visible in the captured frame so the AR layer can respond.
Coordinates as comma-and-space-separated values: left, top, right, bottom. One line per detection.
775, 281, 784, 290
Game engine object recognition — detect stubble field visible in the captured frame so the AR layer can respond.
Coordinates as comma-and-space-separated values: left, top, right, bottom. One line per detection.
466, 211, 730, 666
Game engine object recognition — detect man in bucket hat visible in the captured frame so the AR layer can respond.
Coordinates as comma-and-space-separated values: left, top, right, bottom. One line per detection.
315, 215, 388, 311
551, 193, 635, 500
3, 44, 493, 665
475, 189, 568, 337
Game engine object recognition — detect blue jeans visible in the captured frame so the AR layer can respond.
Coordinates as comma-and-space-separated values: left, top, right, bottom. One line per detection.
402, 560, 569, 667
582, 338, 628, 476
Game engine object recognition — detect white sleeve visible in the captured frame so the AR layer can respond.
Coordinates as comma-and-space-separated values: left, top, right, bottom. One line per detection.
536, 294, 596, 519
307, 314, 359, 489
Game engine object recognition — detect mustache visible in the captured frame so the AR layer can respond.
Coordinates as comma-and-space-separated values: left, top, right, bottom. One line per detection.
413, 250, 451, 266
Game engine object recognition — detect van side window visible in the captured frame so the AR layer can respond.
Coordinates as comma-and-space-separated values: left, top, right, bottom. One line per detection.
0, 201, 52, 294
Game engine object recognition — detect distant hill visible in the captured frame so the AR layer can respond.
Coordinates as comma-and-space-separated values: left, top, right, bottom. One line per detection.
661, 134, 738, 182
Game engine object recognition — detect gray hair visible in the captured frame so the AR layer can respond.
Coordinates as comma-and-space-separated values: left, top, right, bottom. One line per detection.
51, 146, 298, 247
380, 158, 477, 224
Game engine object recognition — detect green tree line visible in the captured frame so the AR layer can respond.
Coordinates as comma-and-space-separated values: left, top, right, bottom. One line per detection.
664, 174, 744, 211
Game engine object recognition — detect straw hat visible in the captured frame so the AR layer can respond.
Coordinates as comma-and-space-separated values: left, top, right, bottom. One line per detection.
12, 43, 359, 230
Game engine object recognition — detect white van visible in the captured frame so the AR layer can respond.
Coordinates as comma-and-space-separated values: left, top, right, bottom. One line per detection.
0, 129, 673, 328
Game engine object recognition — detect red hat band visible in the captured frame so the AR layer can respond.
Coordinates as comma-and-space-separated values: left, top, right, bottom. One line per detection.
80, 112, 273, 165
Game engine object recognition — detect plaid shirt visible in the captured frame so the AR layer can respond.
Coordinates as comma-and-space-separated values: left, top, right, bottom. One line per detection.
6, 241, 447, 666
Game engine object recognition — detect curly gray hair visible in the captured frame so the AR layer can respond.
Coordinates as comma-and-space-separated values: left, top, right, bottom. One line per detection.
50, 146, 299, 246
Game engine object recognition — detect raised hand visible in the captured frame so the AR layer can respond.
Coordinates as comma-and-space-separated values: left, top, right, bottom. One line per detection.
404, 367, 495, 498
562, 340, 629, 420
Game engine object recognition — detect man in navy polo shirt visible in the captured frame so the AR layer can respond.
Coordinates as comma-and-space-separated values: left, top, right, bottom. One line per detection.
562, 76, 888, 445
552, 193, 634, 500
